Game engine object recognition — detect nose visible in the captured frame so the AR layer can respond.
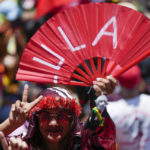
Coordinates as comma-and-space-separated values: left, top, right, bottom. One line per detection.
48, 118, 58, 126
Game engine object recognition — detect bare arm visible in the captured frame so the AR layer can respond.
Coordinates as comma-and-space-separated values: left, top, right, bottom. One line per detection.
0, 131, 28, 150
0, 119, 15, 137
0, 84, 43, 136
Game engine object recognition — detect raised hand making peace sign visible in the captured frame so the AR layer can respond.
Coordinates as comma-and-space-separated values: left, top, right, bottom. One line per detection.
0, 84, 43, 136
9, 84, 43, 127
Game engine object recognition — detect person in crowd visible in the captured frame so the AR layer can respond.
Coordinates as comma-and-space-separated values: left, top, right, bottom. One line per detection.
107, 65, 150, 150
138, 57, 150, 95
0, 76, 117, 150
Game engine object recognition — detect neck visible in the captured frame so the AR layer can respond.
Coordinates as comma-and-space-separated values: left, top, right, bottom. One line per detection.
47, 143, 60, 150
121, 86, 139, 99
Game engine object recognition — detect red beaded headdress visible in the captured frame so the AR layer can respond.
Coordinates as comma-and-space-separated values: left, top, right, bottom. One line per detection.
29, 87, 81, 117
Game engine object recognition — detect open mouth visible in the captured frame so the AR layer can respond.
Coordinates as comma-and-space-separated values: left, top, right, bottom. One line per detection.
47, 128, 62, 133
47, 128, 63, 140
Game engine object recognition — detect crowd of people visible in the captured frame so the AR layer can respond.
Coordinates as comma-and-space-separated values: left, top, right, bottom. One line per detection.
0, 0, 150, 150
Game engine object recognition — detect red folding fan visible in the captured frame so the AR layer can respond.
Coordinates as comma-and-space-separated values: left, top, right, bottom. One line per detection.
16, 2, 150, 87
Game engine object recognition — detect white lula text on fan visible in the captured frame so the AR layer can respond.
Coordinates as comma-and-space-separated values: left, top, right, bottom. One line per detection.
32, 16, 117, 83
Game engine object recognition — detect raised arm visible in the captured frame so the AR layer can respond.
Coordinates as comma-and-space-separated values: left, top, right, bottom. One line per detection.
0, 84, 43, 136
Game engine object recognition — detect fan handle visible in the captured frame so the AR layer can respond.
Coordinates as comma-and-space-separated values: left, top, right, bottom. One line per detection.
113, 50, 150, 78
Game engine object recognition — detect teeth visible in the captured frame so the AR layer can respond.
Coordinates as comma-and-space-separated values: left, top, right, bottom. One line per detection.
48, 132, 61, 138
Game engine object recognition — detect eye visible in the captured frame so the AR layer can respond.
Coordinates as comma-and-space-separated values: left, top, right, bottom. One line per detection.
58, 111, 72, 120
39, 112, 50, 121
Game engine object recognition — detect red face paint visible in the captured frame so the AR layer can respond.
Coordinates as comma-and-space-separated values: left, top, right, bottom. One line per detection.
39, 110, 72, 123
38, 108, 73, 143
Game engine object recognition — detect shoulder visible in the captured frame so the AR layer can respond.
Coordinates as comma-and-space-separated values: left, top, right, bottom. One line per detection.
140, 94, 150, 101
107, 99, 126, 111
106, 99, 127, 119
138, 94, 150, 110
139, 94, 150, 106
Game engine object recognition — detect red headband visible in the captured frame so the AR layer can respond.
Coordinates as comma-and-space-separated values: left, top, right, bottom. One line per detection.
29, 87, 81, 117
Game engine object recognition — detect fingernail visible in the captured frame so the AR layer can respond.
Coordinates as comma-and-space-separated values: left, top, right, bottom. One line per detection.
39, 95, 43, 99
93, 81, 96, 84
25, 84, 29, 88
106, 76, 110, 79
12, 108, 15, 111
96, 78, 102, 81
106, 75, 112, 79
21, 102, 25, 105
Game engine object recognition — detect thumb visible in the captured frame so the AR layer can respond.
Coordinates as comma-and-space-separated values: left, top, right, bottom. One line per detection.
0, 132, 9, 150
28, 95, 43, 111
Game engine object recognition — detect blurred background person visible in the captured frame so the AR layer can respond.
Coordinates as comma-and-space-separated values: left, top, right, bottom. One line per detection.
138, 57, 150, 95
107, 65, 150, 150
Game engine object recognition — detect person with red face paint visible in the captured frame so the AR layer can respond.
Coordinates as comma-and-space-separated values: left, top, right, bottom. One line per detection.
107, 65, 150, 150
0, 76, 117, 150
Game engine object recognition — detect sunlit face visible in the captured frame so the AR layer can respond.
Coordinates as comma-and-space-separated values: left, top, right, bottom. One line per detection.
38, 108, 73, 143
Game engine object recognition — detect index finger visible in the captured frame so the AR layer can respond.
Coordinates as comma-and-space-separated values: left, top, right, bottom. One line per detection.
106, 76, 117, 85
28, 95, 43, 111
22, 84, 29, 102
0, 132, 9, 150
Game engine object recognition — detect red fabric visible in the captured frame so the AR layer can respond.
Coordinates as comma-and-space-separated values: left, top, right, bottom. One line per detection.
117, 65, 142, 89
30, 96, 81, 116
81, 111, 116, 150
35, 0, 79, 18
16, 3, 150, 86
